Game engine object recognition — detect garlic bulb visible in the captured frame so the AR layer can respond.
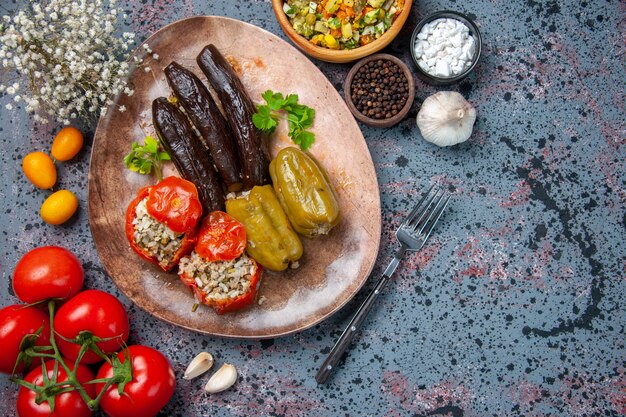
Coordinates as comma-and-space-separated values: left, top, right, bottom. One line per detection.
416, 91, 477, 147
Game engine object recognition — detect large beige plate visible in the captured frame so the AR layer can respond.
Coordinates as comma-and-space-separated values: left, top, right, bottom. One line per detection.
88, 16, 381, 338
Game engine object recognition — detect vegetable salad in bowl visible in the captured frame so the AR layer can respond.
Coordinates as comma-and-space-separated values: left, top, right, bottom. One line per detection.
283, 0, 405, 49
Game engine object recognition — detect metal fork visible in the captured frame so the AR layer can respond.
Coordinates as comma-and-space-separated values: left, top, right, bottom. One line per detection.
315, 185, 450, 384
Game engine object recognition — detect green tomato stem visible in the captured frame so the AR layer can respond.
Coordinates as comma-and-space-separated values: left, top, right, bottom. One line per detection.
86, 340, 112, 364
46, 300, 96, 409
12, 300, 131, 412
91, 378, 117, 408
25, 350, 56, 360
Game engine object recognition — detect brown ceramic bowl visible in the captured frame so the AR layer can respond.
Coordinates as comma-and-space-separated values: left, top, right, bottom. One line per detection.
271, 0, 413, 63
343, 53, 415, 128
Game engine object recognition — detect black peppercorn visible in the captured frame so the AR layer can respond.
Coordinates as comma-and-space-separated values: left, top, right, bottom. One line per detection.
350, 59, 410, 120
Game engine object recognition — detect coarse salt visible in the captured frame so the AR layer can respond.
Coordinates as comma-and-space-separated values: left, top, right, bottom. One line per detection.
413, 18, 476, 78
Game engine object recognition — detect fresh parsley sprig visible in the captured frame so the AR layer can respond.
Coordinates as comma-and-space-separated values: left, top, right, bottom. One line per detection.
252, 90, 316, 151
123, 135, 171, 181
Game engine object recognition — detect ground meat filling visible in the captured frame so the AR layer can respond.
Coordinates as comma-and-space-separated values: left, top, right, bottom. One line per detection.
178, 251, 256, 301
133, 197, 184, 268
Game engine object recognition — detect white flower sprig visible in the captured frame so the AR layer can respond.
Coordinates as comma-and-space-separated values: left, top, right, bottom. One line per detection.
0, 0, 137, 124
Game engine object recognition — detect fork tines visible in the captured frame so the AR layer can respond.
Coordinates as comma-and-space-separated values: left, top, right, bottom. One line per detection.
404, 185, 450, 240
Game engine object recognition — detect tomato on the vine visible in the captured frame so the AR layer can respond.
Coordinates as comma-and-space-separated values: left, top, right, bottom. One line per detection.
54, 290, 129, 364
17, 359, 95, 417
0, 305, 51, 374
96, 345, 176, 417
13, 246, 84, 303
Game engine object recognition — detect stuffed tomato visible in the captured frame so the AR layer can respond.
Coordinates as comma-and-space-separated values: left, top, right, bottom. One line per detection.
178, 211, 262, 314
126, 176, 202, 271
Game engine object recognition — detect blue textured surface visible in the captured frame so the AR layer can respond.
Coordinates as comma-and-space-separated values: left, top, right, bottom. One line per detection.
1, 1, 625, 416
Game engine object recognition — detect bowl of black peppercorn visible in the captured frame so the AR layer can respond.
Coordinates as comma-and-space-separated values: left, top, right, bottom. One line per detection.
343, 53, 415, 128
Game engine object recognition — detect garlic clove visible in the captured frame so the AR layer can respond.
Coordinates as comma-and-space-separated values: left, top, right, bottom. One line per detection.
183, 352, 214, 380
416, 91, 476, 147
204, 363, 237, 393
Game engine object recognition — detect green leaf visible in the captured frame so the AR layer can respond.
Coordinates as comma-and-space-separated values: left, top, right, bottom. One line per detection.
283, 93, 299, 109
123, 136, 171, 179
128, 160, 142, 172
253, 90, 316, 149
260, 90, 274, 102
289, 103, 306, 117
286, 112, 301, 127
123, 152, 134, 168
144, 136, 158, 153
253, 105, 278, 133
300, 107, 315, 129
287, 123, 301, 140
295, 131, 315, 151
139, 159, 153, 175
262, 90, 285, 111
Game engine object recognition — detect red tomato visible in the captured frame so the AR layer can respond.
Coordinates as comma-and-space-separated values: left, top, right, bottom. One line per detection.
0, 304, 51, 374
96, 345, 176, 417
196, 211, 246, 262
13, 246, 84, 303
146, 176, 202, 234
54, 290, 129, 364
17, 359, 95, 417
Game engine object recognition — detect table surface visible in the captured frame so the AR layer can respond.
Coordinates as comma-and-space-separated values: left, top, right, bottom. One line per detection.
1, 1, 624, 416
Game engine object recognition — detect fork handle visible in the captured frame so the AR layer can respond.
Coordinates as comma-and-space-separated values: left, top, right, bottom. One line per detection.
315, 273, 390, 384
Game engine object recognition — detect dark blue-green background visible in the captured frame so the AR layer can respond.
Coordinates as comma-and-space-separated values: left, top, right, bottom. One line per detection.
1, 1, 624, 415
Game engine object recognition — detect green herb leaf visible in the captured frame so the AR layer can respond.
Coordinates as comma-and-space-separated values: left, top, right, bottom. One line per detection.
262, 90, 286, 111
253, 90, 316, 150
139, 159, 153, 175
294, 131, 315, 151
123, 136, 171, 180
144, 136, 158, 153
252, 105, 279, 133
283, 94, 299, 109
123, 152, 134, 167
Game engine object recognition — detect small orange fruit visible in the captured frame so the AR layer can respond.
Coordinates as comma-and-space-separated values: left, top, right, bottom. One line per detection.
51, 126, 84, 161
40, 190, 79, 225
22, 152, 57, 189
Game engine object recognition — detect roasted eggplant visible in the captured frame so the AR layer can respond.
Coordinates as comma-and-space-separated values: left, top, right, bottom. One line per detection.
152, 97, 225, 212
164, 62, 242, 192
197, 44, 270, 190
